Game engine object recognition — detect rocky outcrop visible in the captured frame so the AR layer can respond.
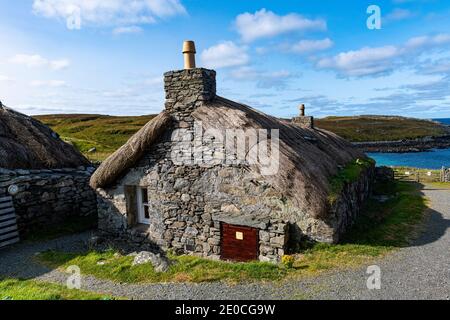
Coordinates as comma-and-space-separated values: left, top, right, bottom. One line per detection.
354, 135, 450, 153
441, 167, 450, 182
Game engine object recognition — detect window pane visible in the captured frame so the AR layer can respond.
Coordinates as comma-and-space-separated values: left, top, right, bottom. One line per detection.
141, 188, 148, 203
144, 205, 150, 219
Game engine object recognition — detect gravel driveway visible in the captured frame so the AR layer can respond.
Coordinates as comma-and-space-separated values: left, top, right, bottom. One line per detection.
1, 184, 449, 300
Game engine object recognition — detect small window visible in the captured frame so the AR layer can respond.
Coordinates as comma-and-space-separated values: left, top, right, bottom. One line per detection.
137, 187, 150, 224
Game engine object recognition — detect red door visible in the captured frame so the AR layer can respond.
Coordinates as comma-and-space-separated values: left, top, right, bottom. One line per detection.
221, 223, 259, 262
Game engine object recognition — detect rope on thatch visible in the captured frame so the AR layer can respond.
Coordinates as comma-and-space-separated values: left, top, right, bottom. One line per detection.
0, 105, 90, 169
90, 111, 172, 189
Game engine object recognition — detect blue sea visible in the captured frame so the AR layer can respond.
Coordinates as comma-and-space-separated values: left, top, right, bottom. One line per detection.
368, 118, 450, 169
433, 118, 450, 125
368, 149, 450, 169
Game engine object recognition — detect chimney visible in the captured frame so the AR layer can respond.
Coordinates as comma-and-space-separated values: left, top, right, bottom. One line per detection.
293, 104, 314, 129
164, 41, 216, 117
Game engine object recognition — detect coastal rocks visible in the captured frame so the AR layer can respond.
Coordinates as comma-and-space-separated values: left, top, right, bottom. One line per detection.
132, 251, 170, 272
353, 135, 450, 153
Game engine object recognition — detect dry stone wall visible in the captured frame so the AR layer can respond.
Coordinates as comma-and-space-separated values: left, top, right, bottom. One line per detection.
0, 167, 97, 236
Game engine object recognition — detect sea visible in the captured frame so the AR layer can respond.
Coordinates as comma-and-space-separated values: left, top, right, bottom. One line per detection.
367, 118, 450, 169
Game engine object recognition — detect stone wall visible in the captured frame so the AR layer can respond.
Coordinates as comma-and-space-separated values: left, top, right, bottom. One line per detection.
328, 165, 375, 243
0, 167, 97, 236
292, 116, 314, 129
441, 167, 450, 182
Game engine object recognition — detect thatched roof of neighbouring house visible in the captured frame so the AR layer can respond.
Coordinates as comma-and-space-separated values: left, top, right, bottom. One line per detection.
0, 103, 90, 169
90, 96, 366, 219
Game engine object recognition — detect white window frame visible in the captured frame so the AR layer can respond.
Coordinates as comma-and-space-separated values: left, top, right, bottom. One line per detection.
136, 187, 150, 225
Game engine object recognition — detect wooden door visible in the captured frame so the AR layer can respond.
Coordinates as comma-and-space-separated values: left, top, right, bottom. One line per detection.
221, 223, 259, 262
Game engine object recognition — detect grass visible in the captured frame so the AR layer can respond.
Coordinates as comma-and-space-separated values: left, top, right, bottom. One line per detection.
0, 278, 117, 300
328, 158, 375, 204
24, 215, 97, 242
37, 180, 427, 284
316, 115, 449, 142
34, 114, 155, 162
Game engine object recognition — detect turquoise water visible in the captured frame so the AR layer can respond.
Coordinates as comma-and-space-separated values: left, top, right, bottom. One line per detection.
368, 149, 450, 169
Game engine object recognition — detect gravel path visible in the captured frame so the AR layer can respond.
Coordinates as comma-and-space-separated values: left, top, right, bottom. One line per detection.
1, 184, 449, 300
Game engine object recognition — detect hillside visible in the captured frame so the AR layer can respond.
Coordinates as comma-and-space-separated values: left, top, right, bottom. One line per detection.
35, 114, 155, 162
35, 114, 450, 161
315, 116, 450, 142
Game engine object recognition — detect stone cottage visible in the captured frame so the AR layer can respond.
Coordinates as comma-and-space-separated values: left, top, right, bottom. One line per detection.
90, 41, 374, 262
0, 102, 97, 248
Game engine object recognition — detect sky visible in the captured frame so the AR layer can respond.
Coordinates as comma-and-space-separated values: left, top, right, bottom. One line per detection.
1, 0, 450, 119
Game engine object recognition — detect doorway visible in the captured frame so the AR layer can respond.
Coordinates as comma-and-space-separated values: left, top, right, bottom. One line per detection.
221, 223, 259, 262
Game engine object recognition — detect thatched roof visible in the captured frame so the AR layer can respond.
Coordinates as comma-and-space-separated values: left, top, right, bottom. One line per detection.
90, 96, 365, 219
90, 111, 172, 189
0, 103, 90, 169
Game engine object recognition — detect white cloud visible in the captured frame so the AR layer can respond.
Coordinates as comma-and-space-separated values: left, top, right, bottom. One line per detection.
235, 9, 326, 42
112, 25, 143, 35
201, 41, 249, 69
10, 54, 70, 70
317, 46, 401, 77
317, 34, 450, 77
289, 38, 333, 54
0, 75, 13, 82
32, 0, 187, 30
30, 80, 67, 87
384, 8, 415, 22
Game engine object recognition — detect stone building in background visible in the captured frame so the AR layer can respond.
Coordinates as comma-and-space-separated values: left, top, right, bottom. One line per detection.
0, 102, 97, 248
90, 41, 374, 263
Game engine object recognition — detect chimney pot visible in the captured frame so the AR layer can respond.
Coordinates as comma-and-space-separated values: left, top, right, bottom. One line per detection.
300, 104, 305, 116
183, 40, 196, 69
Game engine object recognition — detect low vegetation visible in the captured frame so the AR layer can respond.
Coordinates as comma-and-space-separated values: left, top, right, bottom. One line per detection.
0, 278, 116, 300
35, 114, 155, 162
37, 180, 427, 284
316, 115, 449, 142
328, 158, 375, 204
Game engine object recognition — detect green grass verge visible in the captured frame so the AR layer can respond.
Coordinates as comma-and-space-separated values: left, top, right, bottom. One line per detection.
328, 158, 375, 204
0, 278, 116, 300
36, 180, 427, 284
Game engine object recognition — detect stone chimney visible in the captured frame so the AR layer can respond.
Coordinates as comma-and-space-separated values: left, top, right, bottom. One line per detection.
293, 104, 314, 129
164, 41, 216, 118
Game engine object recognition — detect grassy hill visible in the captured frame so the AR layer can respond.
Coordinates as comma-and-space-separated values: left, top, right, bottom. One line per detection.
35, 114, 449, 161
35, 114, 155, 162
315, 116, 449, 142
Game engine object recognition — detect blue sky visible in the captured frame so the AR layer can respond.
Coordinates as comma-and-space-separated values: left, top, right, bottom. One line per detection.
1, 0, 450, 118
